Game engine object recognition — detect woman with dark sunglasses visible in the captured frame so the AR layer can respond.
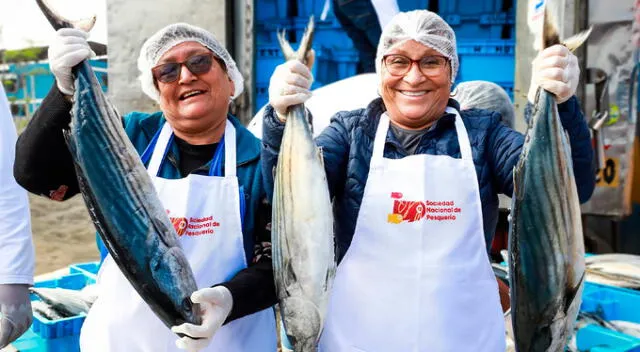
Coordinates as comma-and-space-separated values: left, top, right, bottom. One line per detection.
14, 23, 277, 352
262, 10, 595, 351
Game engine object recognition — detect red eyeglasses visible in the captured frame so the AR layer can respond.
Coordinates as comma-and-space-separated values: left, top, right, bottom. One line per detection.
382, 54, 449, 77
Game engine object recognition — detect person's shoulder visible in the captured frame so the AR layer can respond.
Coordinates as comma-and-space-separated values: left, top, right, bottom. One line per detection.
460, 108, 502, 131
121, 111, 165, 148
229, 115, 261, 164
122, 111, 165, 130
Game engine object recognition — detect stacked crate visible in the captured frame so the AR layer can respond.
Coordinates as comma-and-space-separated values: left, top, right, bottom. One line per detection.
442, 0, 516, 99
254, 0, 517, 113
254, 0, 359, 112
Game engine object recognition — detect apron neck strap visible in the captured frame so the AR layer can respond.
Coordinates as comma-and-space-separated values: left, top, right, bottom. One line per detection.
445, 106, 473, 161
223, 121, 236, 177
371, 108, 473, 165
146, 122, 173, 176
146, 120, 237, 177
371, 113, 391, 168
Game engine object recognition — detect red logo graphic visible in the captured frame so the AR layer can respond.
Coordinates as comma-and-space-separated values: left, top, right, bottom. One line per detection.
170, 216, 189, 236
49, 185, 69, 201
167, 212, 220, 237
387, 193, 461, 223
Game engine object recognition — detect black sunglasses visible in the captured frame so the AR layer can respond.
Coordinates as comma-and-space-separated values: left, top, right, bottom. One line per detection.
151, 53, 216, 83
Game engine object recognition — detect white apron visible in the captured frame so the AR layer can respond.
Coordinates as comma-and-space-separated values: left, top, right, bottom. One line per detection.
319, 108, 505, 352
80, 120, 277, 352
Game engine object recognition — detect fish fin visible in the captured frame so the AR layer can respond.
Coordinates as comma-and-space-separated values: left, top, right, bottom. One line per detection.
534, 0, 590, 51
295, 17, 315, 63
277, 30, 296, 61
281, 259, 298, 292
563, 27, 593, 52
542, 6, 561, 49
317, 147, 325, 169
277, 17, 315, 64
564, 272, 585, 315
306, 109, 314, 134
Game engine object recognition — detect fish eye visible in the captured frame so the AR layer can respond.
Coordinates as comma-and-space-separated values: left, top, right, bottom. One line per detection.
182, 297, 193, 313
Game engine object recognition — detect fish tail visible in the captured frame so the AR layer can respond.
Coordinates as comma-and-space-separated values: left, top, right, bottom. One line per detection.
36, 0, 96, 31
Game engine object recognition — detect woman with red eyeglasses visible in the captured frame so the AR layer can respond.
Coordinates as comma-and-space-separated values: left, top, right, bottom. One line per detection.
14, 23, 277, 351
262, 9, 595, 351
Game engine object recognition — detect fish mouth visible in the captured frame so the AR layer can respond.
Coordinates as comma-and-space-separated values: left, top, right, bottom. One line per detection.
179, 90, 207, 101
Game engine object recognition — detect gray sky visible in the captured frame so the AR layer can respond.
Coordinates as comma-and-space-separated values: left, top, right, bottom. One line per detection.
0, 0, 107, 50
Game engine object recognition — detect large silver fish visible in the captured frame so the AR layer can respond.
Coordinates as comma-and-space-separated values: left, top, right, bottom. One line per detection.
585, 254, 640, 289
508, 4, 591, 351
35, 0, 201, 330
29, 287, 95, 318
272, 17, 336, 352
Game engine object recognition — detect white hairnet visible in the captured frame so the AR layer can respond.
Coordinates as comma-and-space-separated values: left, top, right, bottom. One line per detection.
375, 10, 458, 83
452, 81, 515, 128
137, 23, 244, 102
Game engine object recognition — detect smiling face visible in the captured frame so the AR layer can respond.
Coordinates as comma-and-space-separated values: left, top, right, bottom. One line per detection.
155, 41, 234, 139
379, 40, 452, 130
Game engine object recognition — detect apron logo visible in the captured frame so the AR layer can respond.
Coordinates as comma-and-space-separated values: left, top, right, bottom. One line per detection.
170, 216, 189, 236
49, 185, 69, 201
387, 193, 462, 223
167, 211, 220, 236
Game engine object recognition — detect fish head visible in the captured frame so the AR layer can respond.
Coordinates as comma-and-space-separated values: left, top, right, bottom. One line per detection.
150, 246, 202, 328
281, 296, 323, 351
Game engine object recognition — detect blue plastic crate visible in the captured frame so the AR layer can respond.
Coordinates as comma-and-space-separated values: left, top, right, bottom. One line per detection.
290, 17, 355, 52
456, 40, 515, 86
255, 40, 327, 87
315, 47, 359, 86
31, 273, 92, 339
256, 45, 285, 86
255, 19, 295, 45
20, 273, 94, 352
398, 0, 429, 12
69, 261, 100, 283
296, 0, 333, 21
255, 82, 269, 113
581, 282, 640, 323
12, 328, 81, 352
444, 12, 515, 40
439, 0, 510, 16
574, 282, 640, 351
255, 0, 289, 22
577, 324, 640, 352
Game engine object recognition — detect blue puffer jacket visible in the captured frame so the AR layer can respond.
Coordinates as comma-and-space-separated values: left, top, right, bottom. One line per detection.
262, 97, 595, 261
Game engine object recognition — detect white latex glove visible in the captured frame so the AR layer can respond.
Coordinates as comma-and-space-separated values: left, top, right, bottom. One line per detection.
48, 28, 95, 96
172, 286, 233, 352
0, 284, 32, 349
527, 44, 580, 104
268, 51, 315, 120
